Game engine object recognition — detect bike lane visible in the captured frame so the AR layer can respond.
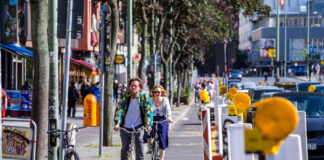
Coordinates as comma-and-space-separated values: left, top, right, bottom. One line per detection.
164, 104, 203, 160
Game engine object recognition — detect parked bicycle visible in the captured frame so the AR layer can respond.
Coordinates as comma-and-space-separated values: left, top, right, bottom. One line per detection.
151, 119, 168, 160
47, 126, 86, 160
119, 126, 147, 160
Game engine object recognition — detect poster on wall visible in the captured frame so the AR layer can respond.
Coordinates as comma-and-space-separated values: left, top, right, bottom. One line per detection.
20, 91, 32, 111
2, 125, 32, 159
6, 90, 21, 110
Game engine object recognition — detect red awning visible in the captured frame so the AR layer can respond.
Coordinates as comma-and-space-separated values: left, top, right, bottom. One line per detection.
70, 58, 98, 72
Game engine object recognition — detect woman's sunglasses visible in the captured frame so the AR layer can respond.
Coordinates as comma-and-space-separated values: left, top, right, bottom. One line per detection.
154, 91, 161, 94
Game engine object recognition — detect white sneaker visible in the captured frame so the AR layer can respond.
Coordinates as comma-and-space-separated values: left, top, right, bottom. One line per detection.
146, 144, 152, 154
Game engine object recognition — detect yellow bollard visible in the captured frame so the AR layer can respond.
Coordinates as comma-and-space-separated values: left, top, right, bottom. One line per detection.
83, 94, 99, 127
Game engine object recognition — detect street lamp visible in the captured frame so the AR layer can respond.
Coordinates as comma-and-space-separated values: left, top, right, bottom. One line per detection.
307, 0, 310, 81
224, 40, 228, 90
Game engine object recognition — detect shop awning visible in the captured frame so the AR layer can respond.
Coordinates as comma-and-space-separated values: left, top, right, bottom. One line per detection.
0, 43, 33, 59
70, 58, 98, 72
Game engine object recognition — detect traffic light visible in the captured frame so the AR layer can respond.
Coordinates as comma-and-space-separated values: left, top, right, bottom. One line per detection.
248, 46, 251, 54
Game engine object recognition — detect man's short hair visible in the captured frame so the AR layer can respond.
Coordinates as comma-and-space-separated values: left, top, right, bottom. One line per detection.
128, 78, 143, 89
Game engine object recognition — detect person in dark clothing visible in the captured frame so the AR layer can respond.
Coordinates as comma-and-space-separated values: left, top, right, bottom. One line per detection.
90, 82, 101, 104
81, 80, 91, 102
68, 81, 79, 117
21, 81, 32, 90
113, 80, 119, 103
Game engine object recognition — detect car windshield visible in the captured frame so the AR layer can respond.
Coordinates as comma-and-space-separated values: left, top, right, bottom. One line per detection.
231, 70, 240, 74
278, 95, 324, 117
252, 89, 283, 103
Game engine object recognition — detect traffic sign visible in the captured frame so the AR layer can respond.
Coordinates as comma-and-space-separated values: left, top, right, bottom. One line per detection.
114, 55, 125, 64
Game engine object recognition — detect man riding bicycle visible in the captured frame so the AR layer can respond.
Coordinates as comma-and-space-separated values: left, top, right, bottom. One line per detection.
113, 78, 153, 160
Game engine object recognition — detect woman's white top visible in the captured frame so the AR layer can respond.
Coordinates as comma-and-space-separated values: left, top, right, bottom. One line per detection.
152, 97, 172, 121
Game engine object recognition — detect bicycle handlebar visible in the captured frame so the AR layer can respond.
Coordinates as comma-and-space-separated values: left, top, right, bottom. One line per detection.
153, 119, 168, 124
119, 126, 147, 134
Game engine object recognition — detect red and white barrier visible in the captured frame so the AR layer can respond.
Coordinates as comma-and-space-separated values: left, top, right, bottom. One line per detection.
202, 108, 212, 160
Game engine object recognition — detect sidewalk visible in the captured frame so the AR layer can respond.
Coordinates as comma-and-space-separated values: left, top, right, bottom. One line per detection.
295, 76, 323, 83
73, 100, 193, 160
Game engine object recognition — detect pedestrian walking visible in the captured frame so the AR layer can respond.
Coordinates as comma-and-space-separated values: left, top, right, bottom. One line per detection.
1, 88, 7, 118
199, 83, 210, 104
90, 82, 101, 104
145, 84, 172, 160
68, 81, 79, 118
81, 80, 91, 102
121, 82, 128, 96
113, 78, 153, 160
264, 72, 269, 86
207, 81, 214, 100
194, 81, 201, 103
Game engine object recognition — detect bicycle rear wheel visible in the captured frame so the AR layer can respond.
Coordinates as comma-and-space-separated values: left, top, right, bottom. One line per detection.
64, 150, 80, 160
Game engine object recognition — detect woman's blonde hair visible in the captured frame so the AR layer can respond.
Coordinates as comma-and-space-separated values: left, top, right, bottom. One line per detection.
151, 85, 167, 97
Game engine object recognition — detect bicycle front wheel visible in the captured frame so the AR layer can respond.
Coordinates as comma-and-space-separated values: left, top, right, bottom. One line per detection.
152, 140, 160, 160
65, 150, 80, 160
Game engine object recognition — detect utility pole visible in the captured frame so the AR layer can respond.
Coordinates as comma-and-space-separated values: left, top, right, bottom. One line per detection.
99, 6, 107, 157
276, 0, 280, 82
224, 40, 228, 91
284, 1, 287, 78
59, 0, 73, 159
307, 0, 310, 81
48, 0, 59, 159
0, 0, 3, 155
127, 0, 132, 80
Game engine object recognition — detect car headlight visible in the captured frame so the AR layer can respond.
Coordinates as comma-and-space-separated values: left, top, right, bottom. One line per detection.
229, 75, 232, 77
238, 75, 242, 77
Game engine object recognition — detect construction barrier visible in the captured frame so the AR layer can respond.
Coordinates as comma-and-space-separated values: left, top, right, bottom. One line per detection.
293, 111, 308, 160
202, 108, 212, 160
265, 134, 302, 160
227, 123, 253, 160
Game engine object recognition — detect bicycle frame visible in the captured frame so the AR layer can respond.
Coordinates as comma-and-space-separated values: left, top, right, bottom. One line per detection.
119, 126, 146, 160
151, 119, 168, 160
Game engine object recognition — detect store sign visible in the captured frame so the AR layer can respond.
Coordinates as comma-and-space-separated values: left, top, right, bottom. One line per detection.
115, 55, 125, 64
6, 90, 20, 110
2, 126, 32, 159
280, 0, 285, 6
20, 91, 32, 111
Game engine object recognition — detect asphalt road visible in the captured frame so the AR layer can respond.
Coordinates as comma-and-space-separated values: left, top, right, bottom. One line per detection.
163, 103, 203, 160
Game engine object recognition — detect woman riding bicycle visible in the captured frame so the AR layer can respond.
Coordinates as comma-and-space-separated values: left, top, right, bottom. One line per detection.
146, 85, 173, 160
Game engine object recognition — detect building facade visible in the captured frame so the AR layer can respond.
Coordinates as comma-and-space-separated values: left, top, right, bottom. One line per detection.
239, 0, 324, 76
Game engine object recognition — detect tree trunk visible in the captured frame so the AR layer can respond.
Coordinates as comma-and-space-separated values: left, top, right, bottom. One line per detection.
104, 0, 118, 146
184, 67, 188, 89
148, 13, 155, 90
163, 62, 169, 94
30, 0, 49, 159
138, 22, 147, 80
176, 70, 181, 107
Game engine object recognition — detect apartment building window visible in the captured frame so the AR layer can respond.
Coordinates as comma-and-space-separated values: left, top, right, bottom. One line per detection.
299, 17, 304, 26
294, 18, 298, 26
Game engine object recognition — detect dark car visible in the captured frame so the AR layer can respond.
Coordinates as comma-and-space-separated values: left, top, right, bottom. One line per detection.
273, 92, 324, 160
314, 84, 324, 93
229, 69, 242, 79
297, 82, 320, 92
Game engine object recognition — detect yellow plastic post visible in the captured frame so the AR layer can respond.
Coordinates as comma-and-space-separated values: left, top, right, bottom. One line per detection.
83, 94, 99, 126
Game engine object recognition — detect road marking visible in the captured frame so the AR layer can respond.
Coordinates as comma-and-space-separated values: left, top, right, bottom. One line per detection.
170, 142, 202, 146
182, 117, 189, 121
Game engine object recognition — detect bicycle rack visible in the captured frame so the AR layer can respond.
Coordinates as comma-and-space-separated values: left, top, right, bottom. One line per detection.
3, 118, 37, 160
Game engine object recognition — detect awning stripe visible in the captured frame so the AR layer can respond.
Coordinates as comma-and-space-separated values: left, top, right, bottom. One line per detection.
70, 58, 98, 72
0, 43, 33, 58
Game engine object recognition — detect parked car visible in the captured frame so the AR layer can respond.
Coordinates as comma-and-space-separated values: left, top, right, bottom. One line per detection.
229, 69, 242, 79
297, 82, 320, 92
228, 82, 243, 90
242, 82, 256, 90
314, 84, 324, 93
273, 92, 324, 160
248, 86, 286, 103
